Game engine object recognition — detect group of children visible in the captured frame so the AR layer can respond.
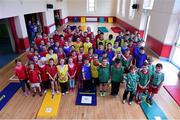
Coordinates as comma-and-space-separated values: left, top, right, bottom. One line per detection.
14, 25, 164, 105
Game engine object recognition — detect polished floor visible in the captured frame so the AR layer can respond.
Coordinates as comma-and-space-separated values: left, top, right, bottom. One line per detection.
0, 22, 179, 119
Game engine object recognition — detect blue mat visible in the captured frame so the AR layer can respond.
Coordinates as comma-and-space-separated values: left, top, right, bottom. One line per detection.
75, 88, 97, 106
0, 82, 20, 111
141, 96, 168, 120
0, 53, 19, 68
98, 27, 108, 33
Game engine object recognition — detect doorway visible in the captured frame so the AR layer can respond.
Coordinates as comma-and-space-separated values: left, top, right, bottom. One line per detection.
0, 18, 18, 68
24, 12, 43, 44
170, 25, 180, 69
54, 9, 62, 27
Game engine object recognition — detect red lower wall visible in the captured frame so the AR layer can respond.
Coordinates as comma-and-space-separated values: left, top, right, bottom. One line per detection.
19, 37, 30, 49
115, 17, 172, 58
146, 35, 172, 58
44, 23, 55, 34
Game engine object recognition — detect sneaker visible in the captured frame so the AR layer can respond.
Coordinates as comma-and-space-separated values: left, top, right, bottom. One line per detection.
32, 93, 36, 97
122, 100, 126, 104
62, 93, 65, 96
66, 91, 69, 94
102, 92, 106, 96
149, 99, 153, 105
129, 102, 132, 105
27, 90, 30, 95
39, 92, 42, 96
52, 94, 54, 99
100, 92, 103, 97
44, 90, 47, 94
56, 91, 60, 94
23, 92, 28, 97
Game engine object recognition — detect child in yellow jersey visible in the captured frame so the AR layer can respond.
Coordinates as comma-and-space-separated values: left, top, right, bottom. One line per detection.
46, 47, 58, 64
91, 54, 101, 86
105, 34, 115, 47
97, 32, 105, 47
83, 37, 92, 54
113, 41, 121, 54
57, 58, 69, 95
73, 37, 82, 52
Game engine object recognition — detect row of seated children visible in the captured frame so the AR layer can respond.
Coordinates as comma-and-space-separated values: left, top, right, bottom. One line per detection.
14, 25, 164, 105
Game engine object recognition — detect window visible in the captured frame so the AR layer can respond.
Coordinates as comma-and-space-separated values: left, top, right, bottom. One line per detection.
117, 0, 120, 14
87, 0, 96, 13
121, 0, 126, 17
129, 0, 136, 20
143, 0, 154, 10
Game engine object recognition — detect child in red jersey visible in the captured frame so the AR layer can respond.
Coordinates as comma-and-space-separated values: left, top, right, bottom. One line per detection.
28, 62, 42, 97
14, 59, 30, 96
27, 47, 35, 61
68, 57, 77, 92
46, 58, 59, 98
39, 57, 49, 94
76, 54, 83, 88
71, 50, 78, 64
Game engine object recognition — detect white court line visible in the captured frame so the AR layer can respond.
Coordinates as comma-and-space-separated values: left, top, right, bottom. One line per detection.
9, 75, 19, 81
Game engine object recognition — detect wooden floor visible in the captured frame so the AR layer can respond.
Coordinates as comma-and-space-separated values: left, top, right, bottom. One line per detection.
0, 22, 180, 119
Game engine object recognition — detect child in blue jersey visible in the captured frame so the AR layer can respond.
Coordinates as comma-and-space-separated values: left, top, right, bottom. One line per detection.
146, 63, 164, 105
94, 42, 105, 59
122, 65, 139, 105
63, 41, 72, 57
133, 40, 143, 58
106, 43, 115, 65
82, 59, 92, 92
121, 40, 129, 54
135, 47, 147, 68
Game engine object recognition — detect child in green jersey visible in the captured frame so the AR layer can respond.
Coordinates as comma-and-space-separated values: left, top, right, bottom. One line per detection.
136, 62, 152, 104
111, 58, 124, 96
147, 56, 155, 75
122, 65, 139, 105
146, 63, 164, 105
98, 57, 110, 96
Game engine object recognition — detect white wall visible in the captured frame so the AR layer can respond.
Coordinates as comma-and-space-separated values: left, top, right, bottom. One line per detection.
148, 0, 175, 43
66, 0, 117, 16
116, 0, 146, 30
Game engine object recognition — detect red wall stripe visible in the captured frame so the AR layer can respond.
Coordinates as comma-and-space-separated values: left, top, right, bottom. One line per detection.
146, 35, 172, 58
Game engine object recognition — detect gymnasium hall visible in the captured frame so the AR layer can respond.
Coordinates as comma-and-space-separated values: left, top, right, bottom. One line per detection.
0, 0, 180, 119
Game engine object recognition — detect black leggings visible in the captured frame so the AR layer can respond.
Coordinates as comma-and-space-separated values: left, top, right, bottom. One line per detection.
41, 80, 50, 90
111, 81, 120, 95
60, 82, 68, 93
123, 90, 135, 102
19, 79, 30, 92
83, 80, 92, 91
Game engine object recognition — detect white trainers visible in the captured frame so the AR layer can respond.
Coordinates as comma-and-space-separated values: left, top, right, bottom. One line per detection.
122, 100, 126, 104
44, 90, 47, 94
62, 93, 65, 96
129, 102, 132, 105
66, 91, 69, 94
